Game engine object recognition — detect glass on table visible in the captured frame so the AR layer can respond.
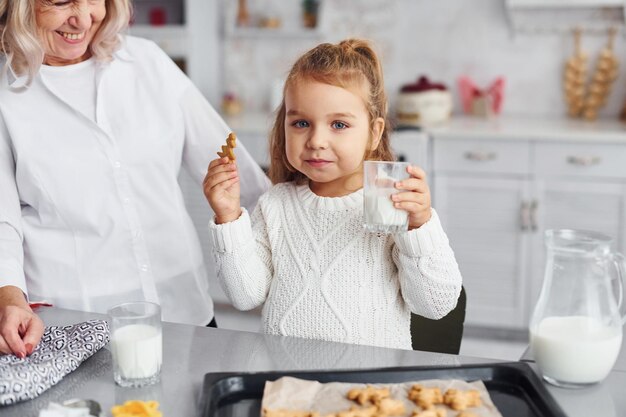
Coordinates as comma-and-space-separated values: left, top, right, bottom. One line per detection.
363, 160, 411, 234
108, 301, 162, 387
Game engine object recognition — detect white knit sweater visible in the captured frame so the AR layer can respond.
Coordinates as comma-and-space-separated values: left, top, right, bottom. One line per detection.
209, 182, 462, 350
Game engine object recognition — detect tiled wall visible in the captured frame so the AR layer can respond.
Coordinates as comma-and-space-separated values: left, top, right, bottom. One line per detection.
221, 0, 626, 118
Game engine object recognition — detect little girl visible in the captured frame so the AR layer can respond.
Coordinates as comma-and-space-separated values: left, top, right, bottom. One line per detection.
204, 39, 462, 350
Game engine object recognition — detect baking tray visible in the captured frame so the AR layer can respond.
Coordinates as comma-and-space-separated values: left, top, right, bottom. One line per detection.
198, 362, 566, 417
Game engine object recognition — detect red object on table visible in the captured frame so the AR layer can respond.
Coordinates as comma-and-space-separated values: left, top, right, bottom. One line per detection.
29, 302, 53, 310
149, 7, 167, 26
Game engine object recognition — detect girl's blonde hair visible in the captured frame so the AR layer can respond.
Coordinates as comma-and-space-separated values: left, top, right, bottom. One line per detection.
0, 0, 132, 87
268, 38, 394, 185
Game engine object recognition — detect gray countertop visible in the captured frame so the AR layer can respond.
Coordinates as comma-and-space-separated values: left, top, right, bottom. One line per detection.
2, 307, 625, 417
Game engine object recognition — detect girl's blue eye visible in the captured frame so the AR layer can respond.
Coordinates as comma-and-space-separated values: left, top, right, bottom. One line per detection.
331, 121, 347, 129
292, 120, 309, 128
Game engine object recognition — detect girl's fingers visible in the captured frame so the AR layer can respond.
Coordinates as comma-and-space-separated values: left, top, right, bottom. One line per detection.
204, 169, 239, 190
393, 200, 424, 213
208, 157, 231, 169
395, 178, 428, 193
407, 165, 427, 179
205, 159, 237, 182
213, 176, 240, 192
392, 191, 428, 205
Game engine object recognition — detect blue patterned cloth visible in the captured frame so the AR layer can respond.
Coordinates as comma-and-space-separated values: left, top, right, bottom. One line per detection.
0, 320, 109, 405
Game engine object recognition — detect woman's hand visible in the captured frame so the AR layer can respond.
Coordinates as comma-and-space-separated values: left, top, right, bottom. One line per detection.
203, 157, 242, 224
392, 165, 432, 230
0, 287, 44, 357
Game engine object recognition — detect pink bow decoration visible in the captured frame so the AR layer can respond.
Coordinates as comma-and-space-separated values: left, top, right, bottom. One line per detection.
458, 76, 505, 115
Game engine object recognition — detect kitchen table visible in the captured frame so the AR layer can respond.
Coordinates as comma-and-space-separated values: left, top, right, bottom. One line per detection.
2, 307, 625, 417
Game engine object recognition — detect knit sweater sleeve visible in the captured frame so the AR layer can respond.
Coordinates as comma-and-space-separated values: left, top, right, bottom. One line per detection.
392, 208, 463, 319
208, 204, 273, 311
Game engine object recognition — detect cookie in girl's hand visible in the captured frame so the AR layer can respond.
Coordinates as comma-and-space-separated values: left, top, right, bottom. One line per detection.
217, 132, 237, 163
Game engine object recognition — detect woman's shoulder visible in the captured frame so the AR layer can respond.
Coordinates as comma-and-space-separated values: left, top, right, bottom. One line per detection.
114, 35, 191, 91
117, 35, 170, 63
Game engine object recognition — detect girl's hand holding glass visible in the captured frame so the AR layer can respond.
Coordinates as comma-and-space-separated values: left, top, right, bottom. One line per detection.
203, 157, 242, 224
391, 165, 432, 230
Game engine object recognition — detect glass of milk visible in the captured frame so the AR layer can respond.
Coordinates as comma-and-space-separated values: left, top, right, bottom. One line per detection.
363, 161, 411, 233
529, 229, 626, 388
108, 302, 162, 387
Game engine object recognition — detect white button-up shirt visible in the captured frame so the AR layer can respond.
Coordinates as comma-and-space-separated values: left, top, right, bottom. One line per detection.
0, 36, 270, 324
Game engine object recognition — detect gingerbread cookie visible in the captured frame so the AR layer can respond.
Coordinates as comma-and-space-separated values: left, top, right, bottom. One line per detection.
376, 398, 405, 416
443, 388, 481, 411
217, 132, 237, 163
408, 385, 443, 409
346, 386, 390, 406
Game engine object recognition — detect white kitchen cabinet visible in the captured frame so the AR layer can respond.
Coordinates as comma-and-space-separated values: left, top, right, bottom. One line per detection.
389, 130, 430, 171
436, 176, 532, 328
431, 135, 626, 330
432, 138, 532, 328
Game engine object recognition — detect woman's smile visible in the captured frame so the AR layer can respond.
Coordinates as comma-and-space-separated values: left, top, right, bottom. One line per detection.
56, 30, 86, 42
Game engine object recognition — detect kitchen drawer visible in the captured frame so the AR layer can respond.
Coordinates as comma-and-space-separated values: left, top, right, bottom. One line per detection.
433, 138, 530, 175
534, 142, 626, 179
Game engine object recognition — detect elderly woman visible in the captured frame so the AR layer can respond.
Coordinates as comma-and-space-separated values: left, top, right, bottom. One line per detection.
0, 0, 269, 357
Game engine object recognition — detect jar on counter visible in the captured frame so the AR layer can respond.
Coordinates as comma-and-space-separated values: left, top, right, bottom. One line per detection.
396, 76, 452, 128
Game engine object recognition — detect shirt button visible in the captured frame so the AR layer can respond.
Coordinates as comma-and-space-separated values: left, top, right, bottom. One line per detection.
123, 197, 130, 204
140, 264, 149, 272
113, 161, 121, 168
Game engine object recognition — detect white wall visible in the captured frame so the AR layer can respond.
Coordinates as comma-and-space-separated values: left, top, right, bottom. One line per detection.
221, 0, 626, 118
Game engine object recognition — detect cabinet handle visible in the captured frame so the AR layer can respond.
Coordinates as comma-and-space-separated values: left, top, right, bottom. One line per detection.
520, 201, 530, 231
529, 200, 538, 232
464, 151, 497, 162
567, 155, 601, 166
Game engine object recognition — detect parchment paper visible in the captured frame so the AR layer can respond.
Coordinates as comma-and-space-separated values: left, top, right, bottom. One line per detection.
261, 376, 503, 417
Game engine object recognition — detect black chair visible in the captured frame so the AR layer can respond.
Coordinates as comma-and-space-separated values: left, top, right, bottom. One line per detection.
410, 286, 466, 354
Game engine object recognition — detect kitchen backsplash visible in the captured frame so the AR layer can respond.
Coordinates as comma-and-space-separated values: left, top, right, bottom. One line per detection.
220, 0, 626, 118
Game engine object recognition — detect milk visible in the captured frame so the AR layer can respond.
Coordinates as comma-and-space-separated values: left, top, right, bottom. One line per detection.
110, 324, 162, 380
363, 190, 408, 233
530, 316, 622, 384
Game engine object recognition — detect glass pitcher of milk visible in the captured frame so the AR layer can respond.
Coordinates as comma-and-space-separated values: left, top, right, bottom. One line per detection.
530, 229, 626, 388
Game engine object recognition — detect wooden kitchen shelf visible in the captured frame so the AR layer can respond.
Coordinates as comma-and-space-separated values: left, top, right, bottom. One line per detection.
223, 0, 326, 40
